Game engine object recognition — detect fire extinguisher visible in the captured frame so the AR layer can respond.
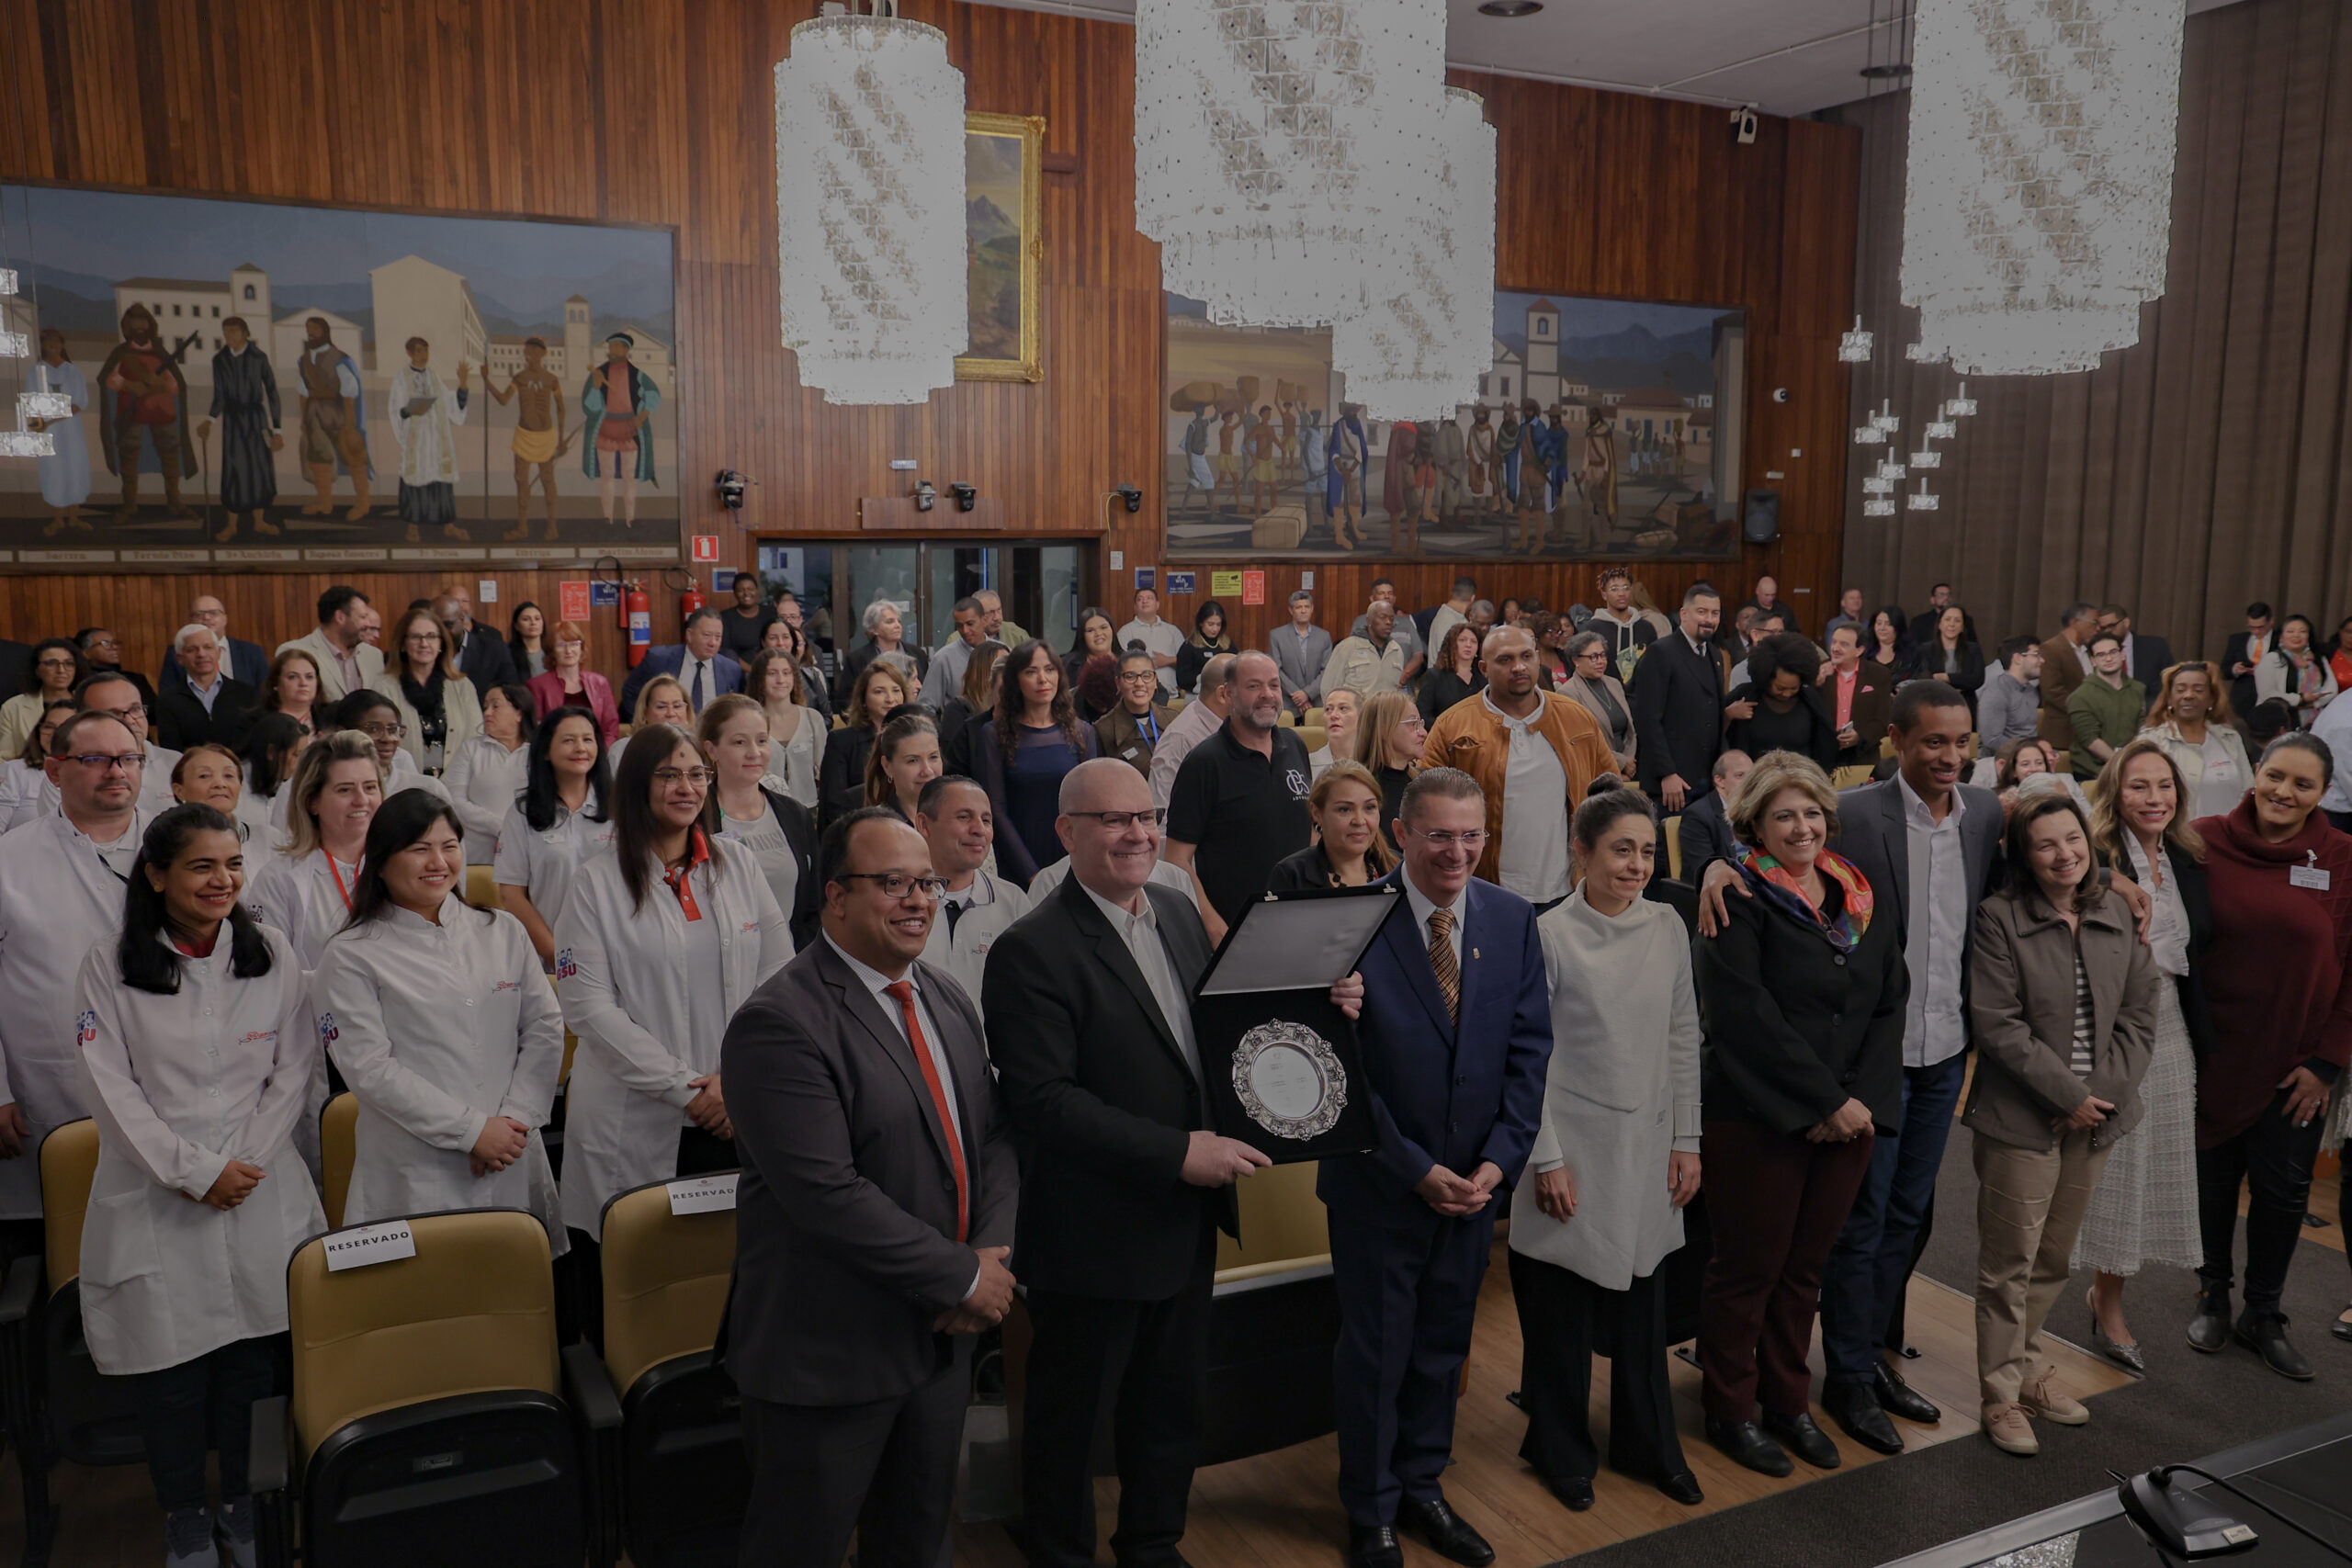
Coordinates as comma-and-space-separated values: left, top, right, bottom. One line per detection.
624, 579, 652, 667
679, 573, 706, 624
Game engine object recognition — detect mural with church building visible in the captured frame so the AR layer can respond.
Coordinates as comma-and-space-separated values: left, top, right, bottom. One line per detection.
0, 185, 676, 569
1162, 288, 1744, 562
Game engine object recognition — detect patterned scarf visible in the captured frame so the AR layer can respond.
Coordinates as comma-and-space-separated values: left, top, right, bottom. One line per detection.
1734, 845, 1874, 953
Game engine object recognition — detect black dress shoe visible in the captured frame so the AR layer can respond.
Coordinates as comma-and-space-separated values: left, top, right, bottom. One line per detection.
1544, 1474, 1595, 1512
1875, 1361, 1941, 1424
1822, 1379, 1903, 1455
1401, 1496, 1493, 1567
1761, 1410, 1841, 1470
1704, 1416, 1792, 1477
2331, 1314, 2352, 1344
1656, 1471, 1705, 1506
2187, 1289, 2232, 1353
1347, 1524, 1404, 1568
2233, 1309, 2315, 1380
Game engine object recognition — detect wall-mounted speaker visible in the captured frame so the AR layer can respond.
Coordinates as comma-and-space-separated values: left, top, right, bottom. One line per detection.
1743, 489, 1781, 544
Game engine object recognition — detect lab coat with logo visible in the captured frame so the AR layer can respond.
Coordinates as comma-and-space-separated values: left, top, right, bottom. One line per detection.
243, 849, 360, 971
552, 846, 790, 1239
74, 929, 325, 1374
0, 810, 151, 1219
492, 795, 616, 938
314, 899, 566, 1251
918, 868, 1033, 1026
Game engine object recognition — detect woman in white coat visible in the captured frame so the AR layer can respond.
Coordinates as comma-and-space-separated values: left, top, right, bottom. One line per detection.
244, 731, 382, 970
0, 697, 74, 829
75, 804, 324, 1568
444, 682, 535, 864
494, 705, 616, 968
266, 694, 448, 847
313, 792, 566, 1250
1508, 781, 1702, 1511
553, 722, 790, 1258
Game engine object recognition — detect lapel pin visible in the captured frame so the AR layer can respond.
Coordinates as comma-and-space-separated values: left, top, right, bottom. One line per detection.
1471, 948, 1479, 960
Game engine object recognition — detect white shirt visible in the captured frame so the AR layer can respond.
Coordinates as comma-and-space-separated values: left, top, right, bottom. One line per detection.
2124, 833, 2191, 979
1117, 616, 1187, 695
1483, 690, 1572, 903
1403, 870, 1466, 973
492, 793, 616, 935
2312, 692, 2352, 815
1080, 881, 1202, 1082
682, 655, 718, 713
444, 734, 530, 864
1897, 773, 1970, 1067
1146, 697, 1227, 813
922, 869, 1033, 1025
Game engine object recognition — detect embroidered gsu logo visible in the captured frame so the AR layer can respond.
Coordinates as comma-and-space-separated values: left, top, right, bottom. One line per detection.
75, 1010, 96, 1049
318, 1012, 339, 1046
556, 948, 579, 980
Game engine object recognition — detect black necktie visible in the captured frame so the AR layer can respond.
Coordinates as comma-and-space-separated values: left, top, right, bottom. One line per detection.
691, 659, 707, 712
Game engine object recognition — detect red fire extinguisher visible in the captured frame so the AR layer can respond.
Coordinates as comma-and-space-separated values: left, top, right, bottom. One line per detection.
624, 579, 652, 667
679, 576, 706, 623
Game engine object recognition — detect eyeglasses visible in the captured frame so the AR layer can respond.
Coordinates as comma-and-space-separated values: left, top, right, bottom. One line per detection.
35, 656, 76, 670
837, 872, 948, 901
651, 767, 714, 787
358, 721, 406, 739
1068, 807, 1163, 830
1116, 671, 1159, 683
69, 752, 145, 773
86, 704, 145, 721
1407, 828, 1488, 849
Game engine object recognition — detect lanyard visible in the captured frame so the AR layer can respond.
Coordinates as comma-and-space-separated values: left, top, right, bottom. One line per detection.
1141, 710, 1159, 745
327, 854, 357, 912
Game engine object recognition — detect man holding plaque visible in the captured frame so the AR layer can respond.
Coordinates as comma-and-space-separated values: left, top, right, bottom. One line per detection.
986, 758, 1362, 1568
1322, 768, 1554, 1568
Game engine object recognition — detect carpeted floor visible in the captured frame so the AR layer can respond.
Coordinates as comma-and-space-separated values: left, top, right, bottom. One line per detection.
1557, 1128, 2352, 1568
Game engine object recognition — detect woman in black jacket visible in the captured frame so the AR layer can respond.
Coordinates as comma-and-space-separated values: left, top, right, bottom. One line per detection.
1174, 601, 1235, 695
1418, 621, 1487, 724
1724, 636, 1840, 771
1692, 751, 1907, 1479
1917, 606, 1986, 710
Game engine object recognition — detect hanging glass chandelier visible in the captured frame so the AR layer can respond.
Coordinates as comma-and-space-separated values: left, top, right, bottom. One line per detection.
1329, 88, 1494, 421
1135, 0, 1448, 328
1900, 0, 2188, 376
774, 0, 968, 404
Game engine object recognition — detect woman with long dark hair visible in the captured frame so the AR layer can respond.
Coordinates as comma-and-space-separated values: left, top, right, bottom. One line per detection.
445, 682, 536, 864
1866, 608, 1917, 682
0, 636, 85, 761
943, 639, 1008, 778
744, 646, 824, 810
699, 694, 820, 951
1066, 605, 1115, 695
313, 792, 565, 1246
1266, 760, 1396, 890
552, 723, 792, 1251
1176, 599, 1236, 695
819, 659, 913, 825
864, 710, 944, 822
493, 705, 616, 969
2253, 614, 2338, 725
368, 605, 481, 776
507, 600, 548, 679
257, 647, 323, 737
234, 712, 309, 844
977, 638, 1098, 884
1418, 621, 1486, 725
76, 805, 322, 1568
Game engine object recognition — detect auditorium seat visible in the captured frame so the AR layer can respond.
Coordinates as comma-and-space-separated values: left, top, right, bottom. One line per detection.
463, 864, 502, 912
1295, 724, 1328, 754
1833, 763, 1877, 790
571, 1179, 748, 1568
249, 1209, 612, 1568
1202, 1160, 1340, 1466
0, 1119, 145, 1566
1663, 815, 1683, 881
320, 1094, 357, 1230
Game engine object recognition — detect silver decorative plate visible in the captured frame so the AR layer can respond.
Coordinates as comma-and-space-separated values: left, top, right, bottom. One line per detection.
1230, 1019, 1349, 1141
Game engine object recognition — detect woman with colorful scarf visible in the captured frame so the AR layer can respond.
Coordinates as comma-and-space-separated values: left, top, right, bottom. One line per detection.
1692, 751, 1907, 1480
2252, 613, 2338, 726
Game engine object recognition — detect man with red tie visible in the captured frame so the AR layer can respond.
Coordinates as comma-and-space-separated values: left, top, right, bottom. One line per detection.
719, 806, 1020, 1568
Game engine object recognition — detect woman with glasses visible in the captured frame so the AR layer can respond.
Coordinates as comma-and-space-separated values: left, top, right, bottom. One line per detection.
978, 639, 1099, 886
266, 691, 448, 844
1559, 630, 1638, 775
0, 637, 85, 761
745, 647, 824, 811
495, 706, 616, 970
699, 694, 820, 951
258, 648, 323, 737
553, 723, 791, 1263
525, 619, 619, 750
314, 792, 565, 1246
368, 605, 481, 776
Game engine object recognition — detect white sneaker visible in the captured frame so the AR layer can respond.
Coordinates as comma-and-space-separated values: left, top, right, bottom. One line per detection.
163, 1506, 214, 1568
216, 1495, 259, 1568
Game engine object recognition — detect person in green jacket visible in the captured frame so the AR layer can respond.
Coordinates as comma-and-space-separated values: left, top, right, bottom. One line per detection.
2065, 634, 2147, 780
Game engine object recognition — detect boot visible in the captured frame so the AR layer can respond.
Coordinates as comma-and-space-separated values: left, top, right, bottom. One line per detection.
2233, 1307, 2314, 1380
2188, 1281, 2232, 1353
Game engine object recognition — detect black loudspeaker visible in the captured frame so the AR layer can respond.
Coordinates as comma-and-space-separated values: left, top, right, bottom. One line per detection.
1743, 489, 1781, 543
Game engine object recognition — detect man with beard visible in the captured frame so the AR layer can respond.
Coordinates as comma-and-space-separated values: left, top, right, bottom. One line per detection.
295, 315, 372, 519
96, 303, 197, 521
196, 316, 282, 541
487, 335, 569, 542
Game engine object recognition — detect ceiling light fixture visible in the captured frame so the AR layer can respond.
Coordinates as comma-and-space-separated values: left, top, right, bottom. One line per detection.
1476, 0, 1543, 16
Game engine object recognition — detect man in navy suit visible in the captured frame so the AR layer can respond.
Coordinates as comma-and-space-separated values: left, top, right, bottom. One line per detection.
620, 605, 742, 717
158, 592, 269, 694
1323, 767, 1553, 1568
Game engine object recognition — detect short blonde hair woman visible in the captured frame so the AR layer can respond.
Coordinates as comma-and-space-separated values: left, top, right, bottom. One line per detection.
1725, 749, 1843, 847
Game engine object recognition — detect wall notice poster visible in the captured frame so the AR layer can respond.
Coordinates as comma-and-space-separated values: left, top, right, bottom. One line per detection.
559, 581, 593, 622
1241, 570, 1266, 606
1211, 570, 1244, 599
0, 184, 680, 570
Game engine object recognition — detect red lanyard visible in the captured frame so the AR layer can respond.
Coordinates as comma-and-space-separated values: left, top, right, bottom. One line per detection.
327, 853, 357, 912
662, 829, 710, 921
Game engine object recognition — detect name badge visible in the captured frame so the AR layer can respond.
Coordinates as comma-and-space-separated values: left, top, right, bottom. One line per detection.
324, 1221, 416, 1272
2290, 864, 2331, 890
668, 1173, 739, 1214
1123, 746, 1139, 760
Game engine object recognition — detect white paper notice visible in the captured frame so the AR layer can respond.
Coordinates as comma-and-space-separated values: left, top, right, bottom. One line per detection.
668, 1173, 740, 1215
323, 1221, 417, 1272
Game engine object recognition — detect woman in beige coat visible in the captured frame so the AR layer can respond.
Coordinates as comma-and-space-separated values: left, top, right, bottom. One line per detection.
367, 606, 482, 776
1964, 793, 2158, 1458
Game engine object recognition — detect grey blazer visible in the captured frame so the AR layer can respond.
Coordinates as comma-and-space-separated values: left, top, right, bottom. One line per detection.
1829, 776, 2006, 1019
1268, 622, 1334, 712
720, 938, 1019, 1406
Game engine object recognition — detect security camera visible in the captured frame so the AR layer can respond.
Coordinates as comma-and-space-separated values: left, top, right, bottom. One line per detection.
950, 482, 977, 513
715, 469, 748, 510
1114, 484, 1144, 514
914, 479, 936, 513
1771, 387, 1791, 404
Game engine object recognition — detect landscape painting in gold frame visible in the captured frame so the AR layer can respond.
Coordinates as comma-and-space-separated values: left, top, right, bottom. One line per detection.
956, 112, 1044, 384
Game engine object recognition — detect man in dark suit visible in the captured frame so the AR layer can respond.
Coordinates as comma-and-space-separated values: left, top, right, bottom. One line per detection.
985, 758, 1361, 1568
2221, 601, 2275, 722
2098, 604, 2173, 686
2035, 601, 2099, 755
721, 807, 1019, 1568
153, 624, 257, 750
620, 607, 744, 717
1675, 748, 1751, 882
432, 590, 520, 699
159, 594, 268, 694
1325, 768, 1553, 1567
1631, 583, 1738, 813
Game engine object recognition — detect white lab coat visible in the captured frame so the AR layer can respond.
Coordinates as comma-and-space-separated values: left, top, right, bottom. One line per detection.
918, 869, 1033, 1025
491, 795, 616, 938
0, 810, 151, 1219
0, 762, 47, 830
74, 930, 324, 1375
552, 844, 790, 1239
314, 899, 566, 1250
443, 734, 529, 863
243, 850, 360, 971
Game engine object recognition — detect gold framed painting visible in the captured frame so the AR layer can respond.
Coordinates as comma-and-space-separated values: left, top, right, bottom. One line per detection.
957, 111, 1044, 383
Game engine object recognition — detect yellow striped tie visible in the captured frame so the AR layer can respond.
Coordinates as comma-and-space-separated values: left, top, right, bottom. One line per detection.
1428, 908, 1460, 1027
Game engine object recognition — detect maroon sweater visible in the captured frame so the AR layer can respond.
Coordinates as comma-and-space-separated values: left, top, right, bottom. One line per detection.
2191, 799, 2352, 1147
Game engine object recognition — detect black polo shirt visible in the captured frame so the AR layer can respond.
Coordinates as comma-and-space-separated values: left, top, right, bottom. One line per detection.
1166, 720, 1314, 930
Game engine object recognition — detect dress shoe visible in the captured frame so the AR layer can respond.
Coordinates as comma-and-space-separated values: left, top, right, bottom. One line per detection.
1656, 1471, 1705, 1506
2233, 1309, 2314, 1380
1544, 1474, 1595, 1512
2085, 1287, 2145, 1372
2331, 1312, 2352, 1344
1982, 1403, 2039, 1456
2022, 1371, 2088, 1426
1704, 1416, 1792, 1478
1821, 1379, 1903, 1455
1401, 1496, 1494, 1567
2187, 1286, 2232, 1353
1346, 1524, 1404, 1568
1875, 1361, 1941, 1424
1761, 1410, 1841, 1471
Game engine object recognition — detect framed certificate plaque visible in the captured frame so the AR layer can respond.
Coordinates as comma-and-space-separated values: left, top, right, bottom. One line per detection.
1189, 885, 1400, 1164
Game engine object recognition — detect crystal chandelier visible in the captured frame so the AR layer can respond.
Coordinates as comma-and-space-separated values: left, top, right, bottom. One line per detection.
1900, 0, 2188, 376
774, 0, 967, 404
1329, 88, 1494, 421
1135, 0, 1448, 328
1838, 315, 1874, 364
